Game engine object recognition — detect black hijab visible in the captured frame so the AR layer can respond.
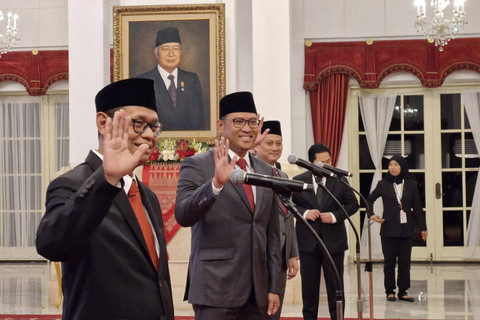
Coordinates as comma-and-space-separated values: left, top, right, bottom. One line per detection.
384, 155, 409, 184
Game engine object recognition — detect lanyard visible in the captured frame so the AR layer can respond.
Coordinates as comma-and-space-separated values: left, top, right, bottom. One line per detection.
393, 180, 404, 209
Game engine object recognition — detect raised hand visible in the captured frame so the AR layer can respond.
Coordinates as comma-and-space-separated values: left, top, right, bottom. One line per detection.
253, 115, 269, 148
102, 110, 149, 185
212, 137, 238, 188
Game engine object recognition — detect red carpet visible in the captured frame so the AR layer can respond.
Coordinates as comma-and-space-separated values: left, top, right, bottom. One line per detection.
0, 316, 432, 320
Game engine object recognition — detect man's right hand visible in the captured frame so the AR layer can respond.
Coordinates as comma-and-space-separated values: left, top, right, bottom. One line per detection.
305, 209, 321, 221
212, 137, 238, 189
103, 110, 148, 186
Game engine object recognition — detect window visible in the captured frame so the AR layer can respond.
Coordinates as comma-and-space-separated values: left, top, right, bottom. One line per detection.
0, 95, 68, 260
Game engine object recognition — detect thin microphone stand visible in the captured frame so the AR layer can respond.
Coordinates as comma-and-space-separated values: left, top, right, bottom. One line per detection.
315, 177, 363, 320
338, 180, 375, 320
274, 188, 344, 320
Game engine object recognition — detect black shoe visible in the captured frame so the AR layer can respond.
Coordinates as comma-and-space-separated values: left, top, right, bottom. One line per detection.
386, 294, 396, 301
398, 295, 415, 302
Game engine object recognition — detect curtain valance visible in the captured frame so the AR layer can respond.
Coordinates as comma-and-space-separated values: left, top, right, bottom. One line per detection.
304, 38, 480, 89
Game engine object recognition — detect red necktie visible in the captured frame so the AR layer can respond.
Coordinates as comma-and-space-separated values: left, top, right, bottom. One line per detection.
273, 167, 288, 215
237, 158, 255, 211
128, 180, 159, 271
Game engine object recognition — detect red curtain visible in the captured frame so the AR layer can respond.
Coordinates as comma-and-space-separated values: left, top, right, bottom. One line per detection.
309, 73, 349, 166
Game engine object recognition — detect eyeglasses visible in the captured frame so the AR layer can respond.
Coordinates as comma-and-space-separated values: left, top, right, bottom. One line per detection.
223, 118, 260, 129
131, 119, 164, 137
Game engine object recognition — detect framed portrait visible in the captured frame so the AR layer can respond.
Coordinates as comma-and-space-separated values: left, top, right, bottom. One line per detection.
113, 4, 225, 142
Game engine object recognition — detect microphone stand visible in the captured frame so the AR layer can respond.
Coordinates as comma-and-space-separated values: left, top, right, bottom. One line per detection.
338, 179, 375, 320
315, 177, 363, 320
274, 188, 344, 320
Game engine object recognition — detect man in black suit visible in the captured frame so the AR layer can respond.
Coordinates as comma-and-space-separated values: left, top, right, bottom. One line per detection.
36, 78, 174, 320
292, 143, 358, 320
137, 27, 207, 131
254, 120, 299, 320
175, 92, 282, 319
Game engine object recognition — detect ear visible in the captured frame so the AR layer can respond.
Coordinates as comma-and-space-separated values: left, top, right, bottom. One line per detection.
216, 119, 224, 136
96, 112, 109, 135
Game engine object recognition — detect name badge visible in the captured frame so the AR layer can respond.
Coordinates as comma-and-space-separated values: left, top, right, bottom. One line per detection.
400, 209, 407, 224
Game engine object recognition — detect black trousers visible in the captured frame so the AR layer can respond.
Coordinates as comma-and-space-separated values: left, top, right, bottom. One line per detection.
192, 288, 267, 320
299, 246, 345, 320
381, 236, 413, 296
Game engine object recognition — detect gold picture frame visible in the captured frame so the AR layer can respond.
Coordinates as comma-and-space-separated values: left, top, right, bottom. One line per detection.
113, 4, 225, 142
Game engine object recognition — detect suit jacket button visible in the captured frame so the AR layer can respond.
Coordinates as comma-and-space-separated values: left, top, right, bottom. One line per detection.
158, 281, 163, 288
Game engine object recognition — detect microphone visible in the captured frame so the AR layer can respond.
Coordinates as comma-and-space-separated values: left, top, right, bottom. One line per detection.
287, 154, 338, 179
230, 169, 314, 193
315, 161, 353, 178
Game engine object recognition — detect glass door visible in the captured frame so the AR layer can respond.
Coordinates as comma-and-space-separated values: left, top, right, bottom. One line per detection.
433, 92, 479, 260
351, 87, 480, 262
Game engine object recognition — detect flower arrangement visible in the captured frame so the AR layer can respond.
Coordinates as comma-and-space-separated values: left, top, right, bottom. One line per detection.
148, 138, 210, 164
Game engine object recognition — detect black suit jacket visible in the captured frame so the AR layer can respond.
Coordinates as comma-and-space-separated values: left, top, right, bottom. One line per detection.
137, 67, 207, 131
277, 169, 299, 267
292, 171, 359, 255
175, 150, 282, 309
36, 151, 174, 320
367, 179, 427, 238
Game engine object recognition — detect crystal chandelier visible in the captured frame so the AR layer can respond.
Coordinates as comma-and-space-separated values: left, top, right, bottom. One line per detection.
0, 10, 19, 57
414, 0, 467, 51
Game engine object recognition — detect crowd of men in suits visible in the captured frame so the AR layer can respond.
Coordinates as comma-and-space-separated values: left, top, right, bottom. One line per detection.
35, 73, 360, 319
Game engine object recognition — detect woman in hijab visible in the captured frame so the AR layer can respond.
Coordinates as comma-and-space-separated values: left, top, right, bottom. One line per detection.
367, 155, 428, 302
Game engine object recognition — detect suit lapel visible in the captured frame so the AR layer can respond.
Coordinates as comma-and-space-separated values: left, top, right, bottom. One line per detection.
302, 173, 318, 209
176, 68, 184, 109
85, 151, 157, 269
250, 154, 265, 215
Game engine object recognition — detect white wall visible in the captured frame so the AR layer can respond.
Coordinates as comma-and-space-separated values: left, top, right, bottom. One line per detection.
2, 0, 480, 163
0, 0, 68, 50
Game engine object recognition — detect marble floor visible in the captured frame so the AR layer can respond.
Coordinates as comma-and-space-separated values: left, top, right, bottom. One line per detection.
1, 261, 479, 319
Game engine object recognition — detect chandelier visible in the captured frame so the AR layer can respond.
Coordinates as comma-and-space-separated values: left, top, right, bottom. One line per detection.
0, 10, 19, 57
414, 0, 467, 51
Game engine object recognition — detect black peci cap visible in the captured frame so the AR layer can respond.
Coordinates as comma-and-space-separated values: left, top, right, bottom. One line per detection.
95, 78, 157, 113
261, 120, 282, 136
155, 27, 181, 47
219, 91, 257, 118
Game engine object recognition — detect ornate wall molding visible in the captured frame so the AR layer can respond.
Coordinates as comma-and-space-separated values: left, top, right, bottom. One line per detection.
304, 38, 480, 90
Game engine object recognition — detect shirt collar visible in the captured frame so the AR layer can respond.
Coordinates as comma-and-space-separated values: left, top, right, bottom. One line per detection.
157, 65, 178, 81
229, 149, 252, 169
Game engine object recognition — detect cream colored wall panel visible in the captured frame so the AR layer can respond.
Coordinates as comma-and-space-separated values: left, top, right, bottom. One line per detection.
14, 9, 40, 48
385, 0, 419, 36
39, 7, 68, 47
463, 0, 480, 34
345, 0, 385, 38
0, 0, 40, 9
40, 0, 66, 8
304, 0, 344, 39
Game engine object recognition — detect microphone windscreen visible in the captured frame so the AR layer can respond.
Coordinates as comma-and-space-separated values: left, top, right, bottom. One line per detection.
230, 169, 246, 185
287, 154, 297, 164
